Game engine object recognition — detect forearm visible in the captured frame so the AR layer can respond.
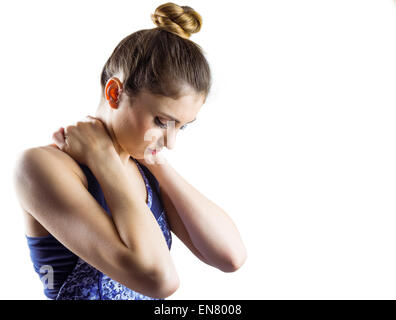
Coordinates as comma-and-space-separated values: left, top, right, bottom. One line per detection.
147, 160, 247, 271
88, 152, 176, 275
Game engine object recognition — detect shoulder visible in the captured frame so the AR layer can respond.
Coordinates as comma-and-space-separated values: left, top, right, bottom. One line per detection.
15, 143, 88, 189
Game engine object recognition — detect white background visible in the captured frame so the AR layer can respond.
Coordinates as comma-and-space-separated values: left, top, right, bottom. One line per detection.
1, 0, 395, 299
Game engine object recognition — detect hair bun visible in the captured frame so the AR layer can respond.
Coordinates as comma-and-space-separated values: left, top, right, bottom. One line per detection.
151, 2, 202, 39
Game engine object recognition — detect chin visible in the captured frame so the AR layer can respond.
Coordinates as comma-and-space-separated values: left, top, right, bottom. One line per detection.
130, 151, 146, 161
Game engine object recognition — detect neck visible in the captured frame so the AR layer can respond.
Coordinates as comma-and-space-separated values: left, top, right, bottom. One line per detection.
95, 103, 130, 166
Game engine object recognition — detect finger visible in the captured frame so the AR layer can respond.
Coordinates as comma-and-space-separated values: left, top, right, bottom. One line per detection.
85, 115, 96, 121
52, 130, 66, 150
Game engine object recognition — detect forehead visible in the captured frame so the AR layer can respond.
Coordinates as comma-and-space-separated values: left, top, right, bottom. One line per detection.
138, 89, 205, 116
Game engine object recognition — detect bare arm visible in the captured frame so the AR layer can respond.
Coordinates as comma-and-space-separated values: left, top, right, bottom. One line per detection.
145, 160, 247, 272
13, 147, 178, 298
88, 150, 179, 287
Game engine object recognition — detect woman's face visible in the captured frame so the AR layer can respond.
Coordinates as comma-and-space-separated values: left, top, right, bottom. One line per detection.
102, 86, 205, 162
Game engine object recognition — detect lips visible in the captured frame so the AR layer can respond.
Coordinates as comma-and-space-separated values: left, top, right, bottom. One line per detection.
148, 147, 162, 154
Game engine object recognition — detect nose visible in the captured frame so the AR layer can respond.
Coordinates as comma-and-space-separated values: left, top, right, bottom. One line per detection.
164, 129, 177, 150
165, 136, 175, 150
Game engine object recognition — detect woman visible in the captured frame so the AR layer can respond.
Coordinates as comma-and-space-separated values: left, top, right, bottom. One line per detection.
13, 2, 247, 300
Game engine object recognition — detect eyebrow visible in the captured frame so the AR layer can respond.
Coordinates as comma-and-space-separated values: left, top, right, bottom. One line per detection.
159, 112, 197, 124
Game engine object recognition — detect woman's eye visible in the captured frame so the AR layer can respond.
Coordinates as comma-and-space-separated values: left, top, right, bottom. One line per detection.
155, 117, 188, 130
155, 117, 167, 128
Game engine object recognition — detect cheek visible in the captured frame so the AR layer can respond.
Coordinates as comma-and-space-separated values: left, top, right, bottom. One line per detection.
124, 109, 151, 144
124, 116, 157, 149
140, 122, 163, 147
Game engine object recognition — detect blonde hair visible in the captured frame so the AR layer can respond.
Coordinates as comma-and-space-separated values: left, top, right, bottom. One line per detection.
151, 3, 202, 39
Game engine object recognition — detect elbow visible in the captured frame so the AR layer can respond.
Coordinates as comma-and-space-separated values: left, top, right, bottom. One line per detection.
117, 251, 180, 299
150, 267, 180, 298
222, 248, 248, 273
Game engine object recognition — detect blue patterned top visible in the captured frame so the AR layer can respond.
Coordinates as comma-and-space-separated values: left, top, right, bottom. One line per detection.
25, 157, 172, 300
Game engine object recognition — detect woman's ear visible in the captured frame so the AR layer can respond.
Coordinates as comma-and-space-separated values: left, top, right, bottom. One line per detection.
105, 77, 123, 109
